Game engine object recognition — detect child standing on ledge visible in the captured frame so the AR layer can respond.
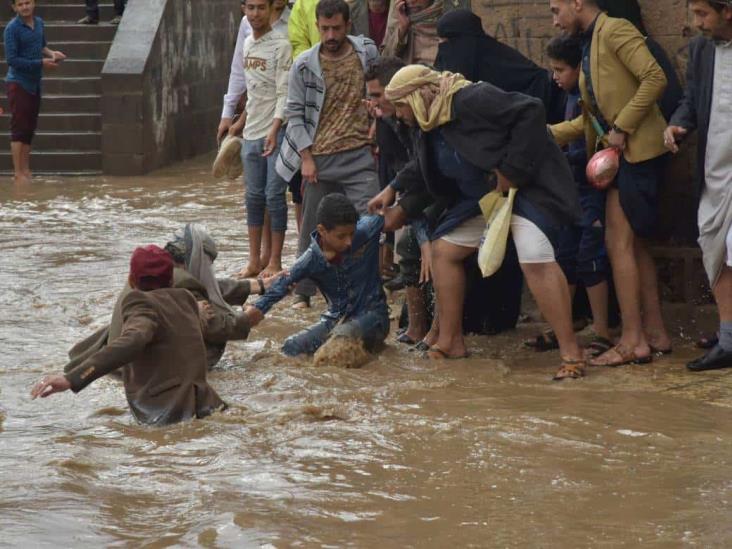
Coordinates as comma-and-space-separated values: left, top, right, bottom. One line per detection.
245, 193, 390, 357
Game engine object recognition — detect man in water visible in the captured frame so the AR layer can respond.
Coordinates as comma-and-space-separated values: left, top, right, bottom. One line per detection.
245, 193, 390, 357
665, 0, 732, 371
31, 245, 226, 426
64, 224, 266, 373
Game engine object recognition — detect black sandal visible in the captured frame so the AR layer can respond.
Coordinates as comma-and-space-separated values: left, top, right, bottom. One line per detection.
586, 336, 613, 358
524, 330, 559, 352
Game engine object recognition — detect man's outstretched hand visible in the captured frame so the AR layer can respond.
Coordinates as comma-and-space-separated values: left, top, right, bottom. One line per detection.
31, 374, 71, 399
368, 186, 396, 214
244, 306, 265, 327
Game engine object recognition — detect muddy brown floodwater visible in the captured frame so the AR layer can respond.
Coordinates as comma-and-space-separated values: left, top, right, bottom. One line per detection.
2, 156, 732, 548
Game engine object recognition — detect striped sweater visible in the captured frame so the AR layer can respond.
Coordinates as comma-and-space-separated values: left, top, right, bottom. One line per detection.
275, 35, 379, 182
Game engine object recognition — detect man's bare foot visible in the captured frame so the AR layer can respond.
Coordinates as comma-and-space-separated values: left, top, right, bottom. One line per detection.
646, 332, 672, 354
261, 262, 282, 279
235, 263, 262, 279
13, 174, 31, 185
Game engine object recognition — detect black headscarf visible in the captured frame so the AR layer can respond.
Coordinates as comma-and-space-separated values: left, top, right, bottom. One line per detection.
434, 9, 565, 123
597, 0, 646, 34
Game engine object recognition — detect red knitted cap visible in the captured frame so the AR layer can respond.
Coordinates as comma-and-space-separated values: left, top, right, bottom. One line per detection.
129, 245, 173, 290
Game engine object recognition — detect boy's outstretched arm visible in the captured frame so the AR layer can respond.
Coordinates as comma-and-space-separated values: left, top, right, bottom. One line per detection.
244, 257, 312, 327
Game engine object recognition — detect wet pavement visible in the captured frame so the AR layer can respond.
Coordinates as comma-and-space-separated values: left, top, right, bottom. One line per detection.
1, 156, 732, 547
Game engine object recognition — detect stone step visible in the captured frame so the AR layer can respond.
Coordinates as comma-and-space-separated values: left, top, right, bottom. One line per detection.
0, 41, 112, 60
35, 23, 117, 42
0, 150, 102, 172
33, 3, 118, 21
0, 113, 101, 132
0, 131, 101, 150
6, 77, 102, 96
42, 94, 101, 114
0, 59, 104, 77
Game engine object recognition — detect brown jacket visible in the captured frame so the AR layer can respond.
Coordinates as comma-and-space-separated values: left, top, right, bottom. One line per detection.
65, 288, 226, 426
550, 13, 668, 163
64, 267, 251, 374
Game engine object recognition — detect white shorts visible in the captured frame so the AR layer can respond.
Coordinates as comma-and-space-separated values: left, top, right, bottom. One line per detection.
510, 215, 555, 264
727, 224, 732, 267
439, 215, 486, 248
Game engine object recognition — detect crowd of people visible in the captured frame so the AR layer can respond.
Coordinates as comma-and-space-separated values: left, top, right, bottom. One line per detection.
26, 0, 732, 426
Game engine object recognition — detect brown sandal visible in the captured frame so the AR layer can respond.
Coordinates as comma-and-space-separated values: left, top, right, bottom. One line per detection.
589, 343, 652, 368
553, 358, 587, 381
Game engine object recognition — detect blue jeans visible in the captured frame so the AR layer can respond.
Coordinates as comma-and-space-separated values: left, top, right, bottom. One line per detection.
242, 130, 287, 232
282, 310, 389, 357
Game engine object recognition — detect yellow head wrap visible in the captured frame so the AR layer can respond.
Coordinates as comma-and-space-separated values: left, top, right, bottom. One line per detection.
384, 65, 471, 131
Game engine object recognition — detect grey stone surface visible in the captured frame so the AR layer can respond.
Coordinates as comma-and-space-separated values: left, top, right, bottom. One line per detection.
101, 0, 241, 175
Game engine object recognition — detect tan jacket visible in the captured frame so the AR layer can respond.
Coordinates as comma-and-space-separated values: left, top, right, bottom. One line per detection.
550, 13, 668, 163
65, 288, 225, 426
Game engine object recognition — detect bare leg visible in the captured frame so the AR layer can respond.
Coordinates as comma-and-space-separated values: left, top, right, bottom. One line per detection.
635, 239, 671, 351
260, 211, 272, 268
262, 230, 285, 276
586, 281, 610, 340
238, 225, 263, 278
21, 143, 32, 178
521, 261, 583, 361
594, 188, 651, 362
405, 286, 428, 342
429, 240, 474, 358
714, 267, 732, 323
11, 141, 25, 183
423, 310, 439, 347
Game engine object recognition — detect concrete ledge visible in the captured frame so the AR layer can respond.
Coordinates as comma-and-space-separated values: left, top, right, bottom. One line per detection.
101, 0, 241, 175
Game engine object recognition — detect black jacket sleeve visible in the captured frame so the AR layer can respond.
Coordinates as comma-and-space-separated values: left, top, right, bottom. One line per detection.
669, 38, 701, 132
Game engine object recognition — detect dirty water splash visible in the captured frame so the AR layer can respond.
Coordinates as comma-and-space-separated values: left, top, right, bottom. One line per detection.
2, 158, 732, 547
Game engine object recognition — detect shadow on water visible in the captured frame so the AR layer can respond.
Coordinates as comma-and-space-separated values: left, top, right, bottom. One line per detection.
2, 156, 732, 546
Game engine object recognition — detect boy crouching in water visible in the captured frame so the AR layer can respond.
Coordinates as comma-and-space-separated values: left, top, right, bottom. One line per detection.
245, 193, 390, 359
31, 245, 226, 426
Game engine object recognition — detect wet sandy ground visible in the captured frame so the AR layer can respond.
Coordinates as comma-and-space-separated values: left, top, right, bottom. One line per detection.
1, 156, 732, 547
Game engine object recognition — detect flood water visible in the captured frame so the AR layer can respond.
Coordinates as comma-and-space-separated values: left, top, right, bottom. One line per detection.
2, 156, 732, 547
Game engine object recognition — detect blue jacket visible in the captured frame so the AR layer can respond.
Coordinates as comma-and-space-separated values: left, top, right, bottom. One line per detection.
565, 88, 588, 187
4, 16, 46, 94
255, 215, 389, 323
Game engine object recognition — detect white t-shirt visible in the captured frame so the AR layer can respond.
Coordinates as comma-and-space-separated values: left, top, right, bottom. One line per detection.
242, 30, 293, 140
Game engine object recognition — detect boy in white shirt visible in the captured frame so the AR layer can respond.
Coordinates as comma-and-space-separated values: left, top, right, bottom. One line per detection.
230, 0, 292, 278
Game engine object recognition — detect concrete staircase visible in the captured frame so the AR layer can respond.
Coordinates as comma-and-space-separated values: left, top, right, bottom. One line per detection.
0, 3, 119, 175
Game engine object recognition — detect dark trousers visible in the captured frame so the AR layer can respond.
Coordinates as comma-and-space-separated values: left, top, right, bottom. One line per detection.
7, 83, 41, 145
86, 0, 127, 19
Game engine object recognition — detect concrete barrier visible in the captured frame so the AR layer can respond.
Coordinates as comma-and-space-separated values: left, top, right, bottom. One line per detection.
101, 0, 241, 175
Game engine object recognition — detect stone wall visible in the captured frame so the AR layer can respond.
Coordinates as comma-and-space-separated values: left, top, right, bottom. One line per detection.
101, 0, 241, 175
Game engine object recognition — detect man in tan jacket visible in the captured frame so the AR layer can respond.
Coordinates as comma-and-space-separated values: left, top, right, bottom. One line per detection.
549, 0, 671, 367
31, 245, 226, 426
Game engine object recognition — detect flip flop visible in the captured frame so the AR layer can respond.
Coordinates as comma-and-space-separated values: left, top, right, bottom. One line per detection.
424, 346, 470, 360
650, 345, 673, 356
589, 343, 653, 368
524, 330, 559, 352
409, 340, 431, 352
396, 332, 417, 345
586, 336, 613, 358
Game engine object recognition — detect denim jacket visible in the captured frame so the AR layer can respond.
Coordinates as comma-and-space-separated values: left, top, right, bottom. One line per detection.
275, 35, 379, 182
255, 215, 389, 323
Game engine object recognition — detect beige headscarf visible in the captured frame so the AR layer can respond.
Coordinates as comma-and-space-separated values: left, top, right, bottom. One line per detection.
384, 65, 470, 131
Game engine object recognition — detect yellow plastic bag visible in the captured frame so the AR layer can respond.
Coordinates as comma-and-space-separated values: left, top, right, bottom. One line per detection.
478, 188, 517, 277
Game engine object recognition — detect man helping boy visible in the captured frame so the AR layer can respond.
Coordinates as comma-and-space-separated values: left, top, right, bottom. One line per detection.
245, 194, 390, 358
31, 245, 226, 426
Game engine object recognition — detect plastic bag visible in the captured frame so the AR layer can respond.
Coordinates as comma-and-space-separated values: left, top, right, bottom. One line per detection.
478, 188, 517, 278
586, 147, 621, 190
